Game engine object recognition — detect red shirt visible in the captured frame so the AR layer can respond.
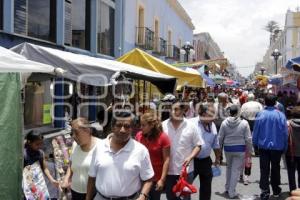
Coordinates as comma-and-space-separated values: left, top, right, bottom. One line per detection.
135, 131, 171, 181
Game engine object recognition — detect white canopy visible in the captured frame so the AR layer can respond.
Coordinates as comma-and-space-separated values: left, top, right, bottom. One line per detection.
11, 43, 176, 93
0, 46, 56, 73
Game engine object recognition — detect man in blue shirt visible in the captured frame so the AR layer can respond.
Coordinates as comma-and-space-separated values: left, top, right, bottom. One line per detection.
191, 103, 220, 200
253, 94, 288, 200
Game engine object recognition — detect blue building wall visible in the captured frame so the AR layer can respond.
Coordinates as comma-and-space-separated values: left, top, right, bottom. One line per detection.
0, 0, 120, 126
121, 0, 194, 60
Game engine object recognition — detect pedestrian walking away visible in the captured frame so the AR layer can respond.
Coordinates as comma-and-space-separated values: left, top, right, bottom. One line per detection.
285, 107, 300, 192
219, 104, 252, 199
253, 94, 288, 200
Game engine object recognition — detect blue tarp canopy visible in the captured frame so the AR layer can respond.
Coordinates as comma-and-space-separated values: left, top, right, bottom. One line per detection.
268, 75, 283, 85
178, 65, 215, 87
232, 81, 240, 87
211, 74, 226, 85
286, 56, 300, 72
198, 65, 215, 87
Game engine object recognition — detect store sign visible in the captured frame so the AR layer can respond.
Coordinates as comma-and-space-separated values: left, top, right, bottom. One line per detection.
43, 104, 52, 124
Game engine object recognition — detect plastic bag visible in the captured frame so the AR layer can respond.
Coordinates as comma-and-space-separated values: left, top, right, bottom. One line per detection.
172, 166, 197, 198
212, 166, 222, 177
245, 151, 252, 168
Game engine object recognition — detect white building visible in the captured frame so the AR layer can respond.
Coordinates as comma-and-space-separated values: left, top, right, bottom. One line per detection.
117, 0, 195, 63
262, 9, 300, 76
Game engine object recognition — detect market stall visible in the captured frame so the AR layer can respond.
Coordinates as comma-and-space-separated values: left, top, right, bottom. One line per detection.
12, 43, 177, 130
0, 46, 61, 200
117, 48, 203, 89
12, 43, 176, 94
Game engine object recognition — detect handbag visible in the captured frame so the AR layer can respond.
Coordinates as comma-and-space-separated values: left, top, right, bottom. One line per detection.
172, 166, 197, 198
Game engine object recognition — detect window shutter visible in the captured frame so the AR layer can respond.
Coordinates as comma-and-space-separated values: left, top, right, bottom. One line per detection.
14, 0, 27, 35
64, 0, 72, 45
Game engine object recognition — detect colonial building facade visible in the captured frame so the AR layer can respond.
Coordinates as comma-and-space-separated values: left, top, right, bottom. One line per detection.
262, 9, 300, 76
118, 0, 194, 62
193, 32, 224, 61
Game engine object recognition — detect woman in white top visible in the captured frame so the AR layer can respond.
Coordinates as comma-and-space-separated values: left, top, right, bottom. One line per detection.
61, 118, 100, 200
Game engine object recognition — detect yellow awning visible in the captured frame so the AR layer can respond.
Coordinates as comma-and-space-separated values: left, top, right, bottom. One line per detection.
117, 48, 203, 89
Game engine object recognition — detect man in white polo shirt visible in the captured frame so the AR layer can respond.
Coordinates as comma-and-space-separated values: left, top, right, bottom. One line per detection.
85, 111, 154, 200
162, 100, 203, 200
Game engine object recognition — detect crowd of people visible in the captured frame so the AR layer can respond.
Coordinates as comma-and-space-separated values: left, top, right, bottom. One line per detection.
23, 88, 300, 200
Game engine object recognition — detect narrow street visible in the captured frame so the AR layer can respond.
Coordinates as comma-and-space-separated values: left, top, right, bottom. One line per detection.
161, 156, 290, 200
1, 1, 300, 200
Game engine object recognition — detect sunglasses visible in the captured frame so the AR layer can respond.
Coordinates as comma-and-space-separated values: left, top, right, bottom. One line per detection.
114, 123, 132, 129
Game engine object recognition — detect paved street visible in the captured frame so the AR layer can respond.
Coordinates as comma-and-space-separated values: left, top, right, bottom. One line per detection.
161, 156, 290, 200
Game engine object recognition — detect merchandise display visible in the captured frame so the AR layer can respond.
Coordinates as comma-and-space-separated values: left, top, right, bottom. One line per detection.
23, 132, 73, 200
23, 161, 50, 200
52, 134, 73, 200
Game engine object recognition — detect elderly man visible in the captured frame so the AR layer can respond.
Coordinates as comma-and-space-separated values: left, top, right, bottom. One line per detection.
191, 103, 220, 200
240, 93, 263, 158
240, 93, 263, 131
162, 100, 203, 200
214, 92, 232, 131
85, 111, 154, 200
214, 92, 232, 165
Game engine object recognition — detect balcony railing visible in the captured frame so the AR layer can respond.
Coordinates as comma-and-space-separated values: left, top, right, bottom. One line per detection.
166, 45, 180, 60
173, 45, 180, 61
136, 27, 154, 50
153, 37, 167, 56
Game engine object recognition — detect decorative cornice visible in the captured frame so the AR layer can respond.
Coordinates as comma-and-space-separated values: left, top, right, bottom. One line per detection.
166, 0, 195, 30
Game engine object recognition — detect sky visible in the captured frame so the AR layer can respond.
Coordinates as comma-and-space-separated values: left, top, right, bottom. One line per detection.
178, 0, 300, 77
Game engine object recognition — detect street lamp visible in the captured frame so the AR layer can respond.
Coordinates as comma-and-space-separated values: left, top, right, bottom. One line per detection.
260, 66, 266, 75
271, 49, 281, 74
180, 41, 195, 62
